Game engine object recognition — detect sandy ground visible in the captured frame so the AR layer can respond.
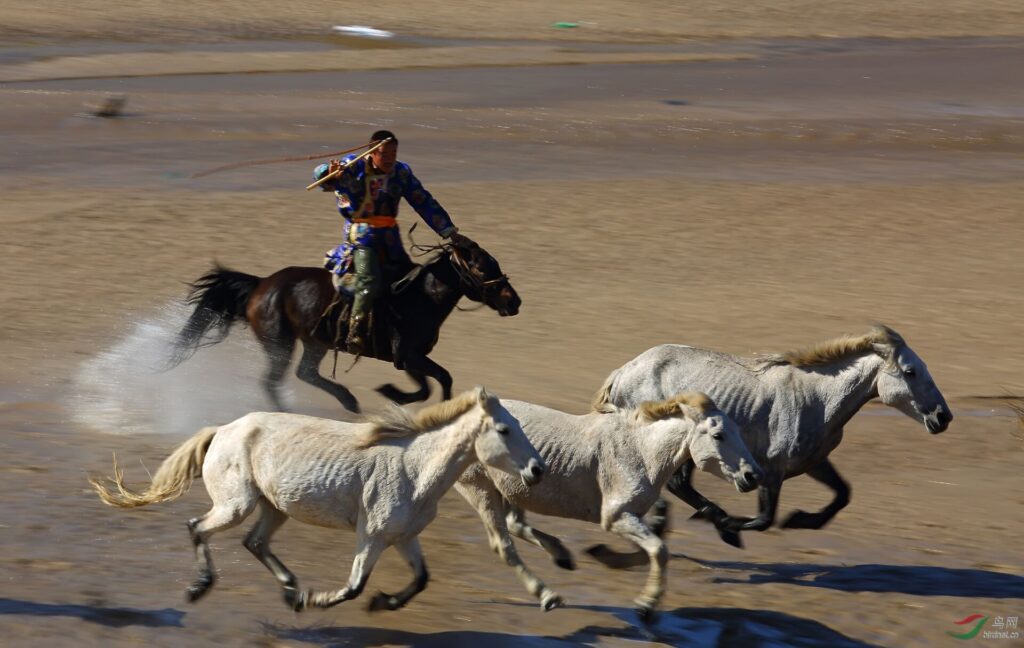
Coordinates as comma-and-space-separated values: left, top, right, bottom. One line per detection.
3, 1, 1024, 42
1, 7, 1023, 648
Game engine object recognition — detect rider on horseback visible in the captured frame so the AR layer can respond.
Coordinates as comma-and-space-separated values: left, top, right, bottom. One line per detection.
313, 130, 463, 354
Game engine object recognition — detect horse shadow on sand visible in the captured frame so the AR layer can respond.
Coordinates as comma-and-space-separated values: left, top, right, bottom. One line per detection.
269, 603, 881, 647
0, 597, 184, 628
676, 555, 1024, 599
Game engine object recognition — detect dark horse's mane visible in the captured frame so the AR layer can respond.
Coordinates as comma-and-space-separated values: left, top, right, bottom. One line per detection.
167, 238, 519, 413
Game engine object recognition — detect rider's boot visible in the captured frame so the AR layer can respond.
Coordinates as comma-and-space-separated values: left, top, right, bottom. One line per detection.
345, 247, 381, 355
346, 292, 370, 356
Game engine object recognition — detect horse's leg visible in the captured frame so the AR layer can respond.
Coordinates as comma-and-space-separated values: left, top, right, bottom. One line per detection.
586, 499, 671, 568
722, 478, 782, 533
259, 338, 295, 412
506, 505, 576, 571
607, 512, 668, 624
780, 459, 850, 529
668, 460, 727, 521
454, 482, 563, 611
375, 370, 431, 406
295, 341, 361, 413
299, 534, 386, 611
242, 500, 302, 607
366, 537, 429, 612
185, 500, 256, 602
666, 460, 744, 548
589, 460, 744, 568
387, 353, 453, 402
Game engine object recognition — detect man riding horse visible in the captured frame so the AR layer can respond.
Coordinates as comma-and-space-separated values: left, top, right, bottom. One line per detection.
313, 130, 467, 354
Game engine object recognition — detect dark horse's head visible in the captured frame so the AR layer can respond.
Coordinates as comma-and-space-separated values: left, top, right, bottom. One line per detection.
447, 238, 521, 316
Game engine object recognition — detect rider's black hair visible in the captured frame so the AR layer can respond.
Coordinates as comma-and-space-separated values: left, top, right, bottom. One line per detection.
370, 129, 398, 145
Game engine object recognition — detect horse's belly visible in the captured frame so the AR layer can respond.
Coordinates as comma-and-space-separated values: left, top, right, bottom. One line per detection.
266, 489, 359, 530
500, 475, 602, 524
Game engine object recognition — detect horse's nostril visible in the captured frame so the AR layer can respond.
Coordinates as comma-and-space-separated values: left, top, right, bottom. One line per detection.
744, 470, 759, 485
531, 464, 543, 477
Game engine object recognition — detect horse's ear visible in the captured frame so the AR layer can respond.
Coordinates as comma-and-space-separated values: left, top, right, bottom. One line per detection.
871, 342, 893, 360
676, 401, 700, 420
475, 386, 490, 405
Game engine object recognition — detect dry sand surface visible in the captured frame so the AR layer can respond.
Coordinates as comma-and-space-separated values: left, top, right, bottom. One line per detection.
1, 4, 1023, 647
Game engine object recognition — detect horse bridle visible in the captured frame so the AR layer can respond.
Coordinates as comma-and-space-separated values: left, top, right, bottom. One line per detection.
408, 224, 510, 304
449, 245, 508, 290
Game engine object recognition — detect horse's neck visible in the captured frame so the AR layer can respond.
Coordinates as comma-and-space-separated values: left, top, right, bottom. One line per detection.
422, 254, 463, 316
806, 352, 884, 429
630, 416, 694, 484
402, 414, 479, 501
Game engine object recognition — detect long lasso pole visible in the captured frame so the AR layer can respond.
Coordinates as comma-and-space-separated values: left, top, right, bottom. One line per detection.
190, 143, 372, 179
304, 137, 393, 191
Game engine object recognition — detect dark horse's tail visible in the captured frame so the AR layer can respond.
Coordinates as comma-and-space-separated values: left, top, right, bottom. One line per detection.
165, 266, 261, 369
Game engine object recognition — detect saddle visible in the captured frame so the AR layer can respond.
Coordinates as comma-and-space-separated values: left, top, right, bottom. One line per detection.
320, 263, 425, 354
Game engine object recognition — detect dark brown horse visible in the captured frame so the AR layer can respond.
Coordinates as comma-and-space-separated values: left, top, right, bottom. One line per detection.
167, 238, 520, 413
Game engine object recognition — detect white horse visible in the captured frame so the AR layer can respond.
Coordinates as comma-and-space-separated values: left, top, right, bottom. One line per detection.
588, 325, 952, 552
455, 392, 761, 622
90, 387, 545, 612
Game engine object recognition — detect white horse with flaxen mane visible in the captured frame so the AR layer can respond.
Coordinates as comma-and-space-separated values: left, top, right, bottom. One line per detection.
90, 387, 544, 612
584, 325, 953, 555
455, 391, 761, 622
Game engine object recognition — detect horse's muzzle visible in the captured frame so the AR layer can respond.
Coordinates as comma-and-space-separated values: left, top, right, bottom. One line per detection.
737, 466, 762, 493
499, 290, 521, 317
924, 407, 953, 434
521, 459, 545, 487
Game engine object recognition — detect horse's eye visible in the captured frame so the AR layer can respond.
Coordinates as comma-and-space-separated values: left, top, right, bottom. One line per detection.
712, 433, 724, 442
903, 368, 916, 378
495, 423, 510, 436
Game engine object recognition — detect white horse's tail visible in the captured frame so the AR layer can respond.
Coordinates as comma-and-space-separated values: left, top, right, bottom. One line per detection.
90, 426, 219, 509
591, 367, 623, 413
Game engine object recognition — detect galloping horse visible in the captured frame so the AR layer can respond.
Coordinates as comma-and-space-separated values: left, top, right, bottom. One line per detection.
90, 387, 545, 611
167, 238, 520, 413
588, 325, 953, 553
455, 392, 761, 621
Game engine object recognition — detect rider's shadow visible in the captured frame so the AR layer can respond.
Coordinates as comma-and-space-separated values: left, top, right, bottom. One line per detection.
678, 555, 1024, 598
0, 597, 185, 628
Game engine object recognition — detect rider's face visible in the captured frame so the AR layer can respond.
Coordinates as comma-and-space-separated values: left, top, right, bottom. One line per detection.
370, 141, 398, 174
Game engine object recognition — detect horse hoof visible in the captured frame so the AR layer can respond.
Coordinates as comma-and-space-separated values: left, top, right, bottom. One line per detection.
283, 587, 308, 612
367, 592, 400, 612
781, 510, 821, 529
690, 505, 725, 525
555, 556, 577, 571
718, 528, 744, 549
635, 604, 657, 625
719, 516, 752, 533
541, 593, 564, 612
185, 583, 210, 603
185, 574, 214, 603
585, 543, 608, 557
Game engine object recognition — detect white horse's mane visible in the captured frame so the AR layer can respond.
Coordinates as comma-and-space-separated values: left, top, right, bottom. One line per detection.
756, 325, 904, 369
362, 389, 491, 447
593, 391, 715, 420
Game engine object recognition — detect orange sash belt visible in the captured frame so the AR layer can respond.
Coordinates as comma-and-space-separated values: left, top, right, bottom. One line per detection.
351, 216, 398, 228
